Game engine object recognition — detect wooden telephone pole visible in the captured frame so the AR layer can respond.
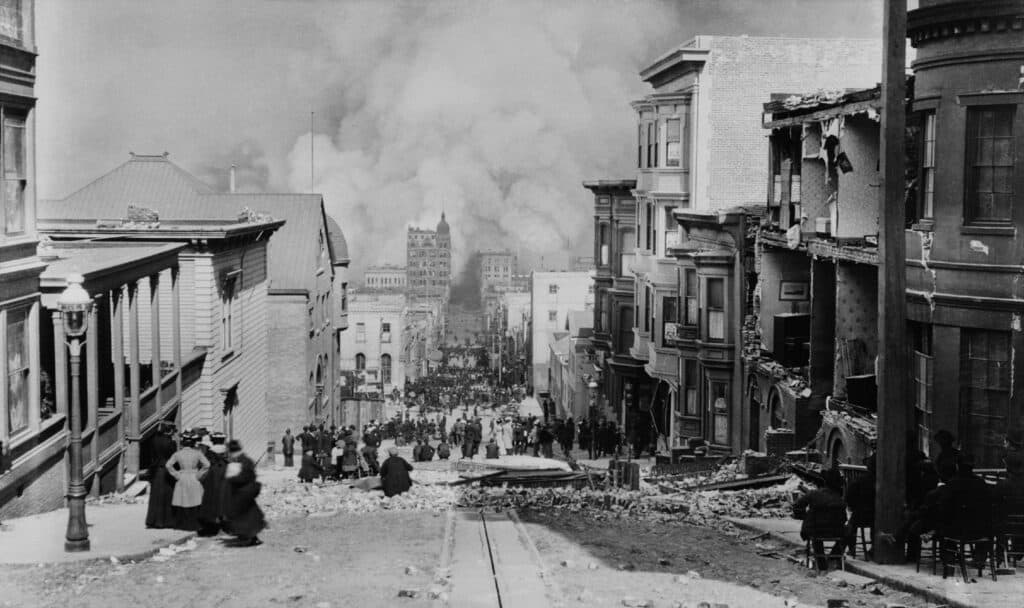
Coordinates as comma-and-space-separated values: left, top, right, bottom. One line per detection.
874, 0, 908, 565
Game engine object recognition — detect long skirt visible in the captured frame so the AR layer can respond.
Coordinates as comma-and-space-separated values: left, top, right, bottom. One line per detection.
283, 452, 294, 467
145, 467, 175, 529
174, 506, 200, 531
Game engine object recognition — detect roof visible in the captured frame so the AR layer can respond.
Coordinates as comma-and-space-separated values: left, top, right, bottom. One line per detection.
40, 153, 336, 293
38, 241, 185, 302
550, 335, 572, 358
762, 86, 883, 128
325, 214, 350, 265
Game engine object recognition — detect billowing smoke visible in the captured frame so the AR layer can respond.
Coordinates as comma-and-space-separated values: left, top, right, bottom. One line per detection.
284, 1, 689, 276
450, 252, 483, 310
37, 0, 884, 273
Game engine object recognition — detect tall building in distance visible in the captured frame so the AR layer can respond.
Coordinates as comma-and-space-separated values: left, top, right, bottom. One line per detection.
479, 249, 516, 297
406, 213, 451, 307
364, 264, 406, 292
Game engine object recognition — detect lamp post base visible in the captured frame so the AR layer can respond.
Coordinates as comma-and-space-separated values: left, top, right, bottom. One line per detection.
64, 538, 90, 552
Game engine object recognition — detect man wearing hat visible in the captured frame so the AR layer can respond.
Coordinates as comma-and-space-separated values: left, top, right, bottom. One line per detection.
223, 440, 266, 547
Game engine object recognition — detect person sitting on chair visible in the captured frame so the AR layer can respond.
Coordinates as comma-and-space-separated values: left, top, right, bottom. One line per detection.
845, 453, 876, 559
793, 467, 848, 570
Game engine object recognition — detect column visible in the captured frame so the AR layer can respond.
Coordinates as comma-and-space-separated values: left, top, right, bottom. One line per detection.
86, 302, 99, 493
111, 288, 125, 491
150, 273, 162, 415
171, 267, 182, 427
51, 311, 67, 417
126, 281, 141, 475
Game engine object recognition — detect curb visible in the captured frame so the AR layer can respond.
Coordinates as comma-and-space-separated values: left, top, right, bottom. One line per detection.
0, 531, 198, 567
114, 532, 199, 565
725, 518, 974, 608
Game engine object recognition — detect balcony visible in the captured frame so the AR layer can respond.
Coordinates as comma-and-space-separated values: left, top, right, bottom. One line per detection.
629, 329, 651, 361
646, 342, 679, 383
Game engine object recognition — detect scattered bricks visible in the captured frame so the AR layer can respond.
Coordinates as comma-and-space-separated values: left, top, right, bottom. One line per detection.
686, 570, 702, 579
672, 575, 690, 584
658, 558, 672, 566
617, 562, 637, 571
826, 600, 850, 608
397, 589, 419, 598
404, 566, 419, 575
587, 562, 599, 570
426, 587, 446, 600
826, 571, 875, 589
560, 559, 574, 568
621, 598, 654, 607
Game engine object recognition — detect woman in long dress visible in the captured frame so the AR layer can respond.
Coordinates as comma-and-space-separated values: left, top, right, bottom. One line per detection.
145, 423, 177, 529
224, 440, 267, 546
165, 431, 210, 531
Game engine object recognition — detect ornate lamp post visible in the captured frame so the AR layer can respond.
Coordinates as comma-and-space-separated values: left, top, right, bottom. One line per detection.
58, 273, 92, 552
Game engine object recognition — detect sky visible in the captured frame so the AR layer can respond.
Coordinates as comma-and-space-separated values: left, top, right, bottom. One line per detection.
36, 0, 884, 275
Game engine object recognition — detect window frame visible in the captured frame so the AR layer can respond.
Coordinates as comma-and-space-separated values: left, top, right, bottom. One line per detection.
919, 110, 936, 220
960, 328, 1012, 467
706, 277, 725, 342
5, 304, 31, 438
2, 108, 26, 237
355, 322, 367, 343
964, 104, 1018, 225
220, 274, 238, 352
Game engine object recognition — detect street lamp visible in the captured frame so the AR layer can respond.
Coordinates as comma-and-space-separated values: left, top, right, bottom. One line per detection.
58, 273, 92, 552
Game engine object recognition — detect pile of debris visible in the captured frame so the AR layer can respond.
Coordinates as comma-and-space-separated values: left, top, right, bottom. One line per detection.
260, 479, 460, 519
457, 474, 805, 531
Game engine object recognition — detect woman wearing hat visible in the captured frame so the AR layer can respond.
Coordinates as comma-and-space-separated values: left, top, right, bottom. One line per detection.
145, 422, 178, 529
224, 440, 266, 546
165, 431, 211, 531
198, 432, 228, 536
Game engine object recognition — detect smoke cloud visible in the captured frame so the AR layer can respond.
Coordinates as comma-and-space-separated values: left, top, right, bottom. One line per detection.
37, 1, 884, 277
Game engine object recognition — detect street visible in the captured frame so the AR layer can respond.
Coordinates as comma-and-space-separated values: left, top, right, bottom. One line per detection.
0, 434, 933, 608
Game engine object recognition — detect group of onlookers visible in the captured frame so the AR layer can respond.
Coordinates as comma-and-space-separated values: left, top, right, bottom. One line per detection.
287, 422, 384, 482
146, 423, 266, 546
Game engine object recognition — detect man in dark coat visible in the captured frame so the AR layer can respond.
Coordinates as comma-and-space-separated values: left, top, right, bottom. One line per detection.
198, 432, 228, 536
146, 423, 177, 529
793, 468, 847, 570
224, 440, 266, 546
281, 429, 295, 467
379, 446, 413, 497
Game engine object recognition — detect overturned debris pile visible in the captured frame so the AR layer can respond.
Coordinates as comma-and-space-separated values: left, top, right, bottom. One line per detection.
457, 475, 804, 531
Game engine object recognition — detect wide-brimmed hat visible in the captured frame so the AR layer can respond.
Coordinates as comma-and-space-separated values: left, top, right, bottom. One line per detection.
227, 439, 243, 453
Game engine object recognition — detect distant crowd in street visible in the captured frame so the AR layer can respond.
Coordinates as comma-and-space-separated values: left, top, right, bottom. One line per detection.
145, 422, 266, 546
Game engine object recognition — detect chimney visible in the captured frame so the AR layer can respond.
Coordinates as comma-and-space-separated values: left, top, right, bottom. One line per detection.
229, 164, 237, 193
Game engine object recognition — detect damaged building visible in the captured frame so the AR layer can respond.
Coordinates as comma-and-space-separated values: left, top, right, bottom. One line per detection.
747, 86, 884, 464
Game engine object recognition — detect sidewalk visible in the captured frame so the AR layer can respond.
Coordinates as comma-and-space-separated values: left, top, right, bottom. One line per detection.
0, 502, 194, 565
727, 516, 1023, 608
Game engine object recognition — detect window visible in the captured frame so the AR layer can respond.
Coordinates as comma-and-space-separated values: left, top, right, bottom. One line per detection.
599, 223, 610, 266
661, 295, 677, 344
381, 322, 391, 343
548, 284, 559, 294
356, 322, 366, 343
707, 278, 724, 341
617, 306, 634, 352
3, 114, 25, 235
711, 381, 729, 445
0, 0, 22, 42
683, 359, 698, 417
965, 106, 1015, 223
911, 323, 933, 456
645, 202, 655, 253
960, 329, 1012, 467
355, 353, 366, 371
221, 275, 237, 351
548, 310, 557, 323
381, 354, 392, 384
6, 307, 29, 435
684, 269, 698, 326
637, 123, 643, 168
664, 205, 678, 251
646, 122, 654, 168
920, 111, 936, 220
643, 287, 651, 333
666, 118, 681, 167
619, 229, 635, 277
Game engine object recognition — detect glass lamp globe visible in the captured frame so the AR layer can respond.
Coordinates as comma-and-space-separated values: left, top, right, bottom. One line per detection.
58, 273, 92, 338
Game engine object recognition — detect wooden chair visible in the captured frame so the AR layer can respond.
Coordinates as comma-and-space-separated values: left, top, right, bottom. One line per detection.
939, 535, 998, 582
915, 533, 938, 575
805, 537, 847, 571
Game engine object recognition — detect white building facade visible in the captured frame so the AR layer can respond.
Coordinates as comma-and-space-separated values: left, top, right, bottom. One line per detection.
529, 271, 593, 396
339, 293, 407, 395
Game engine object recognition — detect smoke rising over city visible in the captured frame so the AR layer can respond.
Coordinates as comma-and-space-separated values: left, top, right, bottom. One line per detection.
36, 1, 882, 276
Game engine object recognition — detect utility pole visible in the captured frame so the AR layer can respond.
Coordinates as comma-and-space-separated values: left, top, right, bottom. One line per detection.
874, 0, 907, 565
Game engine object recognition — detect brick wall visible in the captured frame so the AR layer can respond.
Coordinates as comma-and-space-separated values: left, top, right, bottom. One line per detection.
267, 296, 309, 441
701, 36, 881, 211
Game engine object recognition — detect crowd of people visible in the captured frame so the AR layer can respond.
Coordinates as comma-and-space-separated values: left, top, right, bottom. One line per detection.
145, 422, 266, 546
791, 427, 1024, 571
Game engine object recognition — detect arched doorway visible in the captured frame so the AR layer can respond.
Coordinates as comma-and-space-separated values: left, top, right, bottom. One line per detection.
767, 386, 785, 429
828, 429, 848, 467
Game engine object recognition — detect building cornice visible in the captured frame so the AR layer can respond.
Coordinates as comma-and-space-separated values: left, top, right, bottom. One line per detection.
908, 0, 1024, 47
